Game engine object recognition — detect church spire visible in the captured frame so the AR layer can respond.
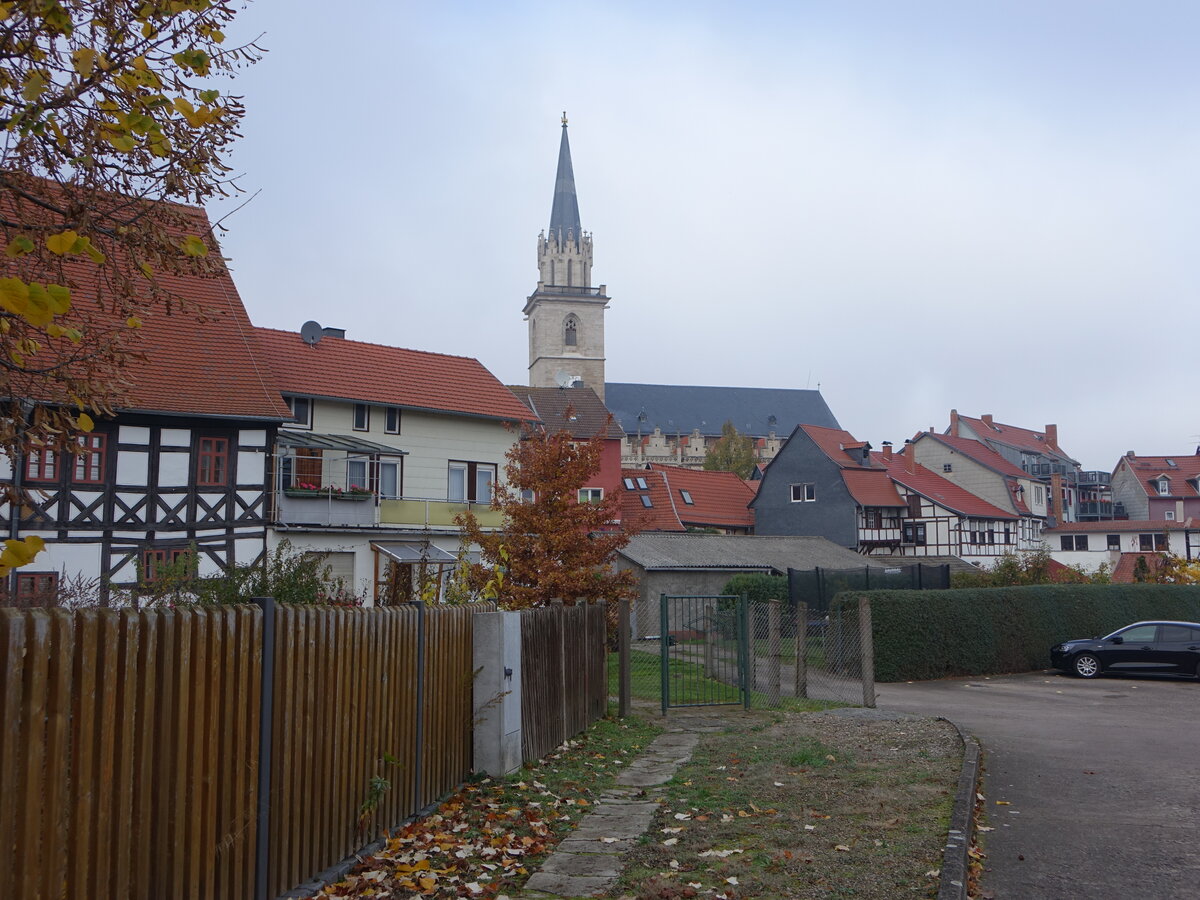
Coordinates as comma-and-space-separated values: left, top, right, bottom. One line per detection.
548, 112, 581, 240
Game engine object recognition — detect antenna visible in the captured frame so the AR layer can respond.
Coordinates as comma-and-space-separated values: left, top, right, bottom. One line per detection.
300, 320, 323, 346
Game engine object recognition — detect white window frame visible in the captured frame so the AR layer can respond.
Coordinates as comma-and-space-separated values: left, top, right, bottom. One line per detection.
790, 483, 816, 503
578, 487, 604, 504
285, 395, 312, 429
353, 403, 370, 432
378, 459, 400, 499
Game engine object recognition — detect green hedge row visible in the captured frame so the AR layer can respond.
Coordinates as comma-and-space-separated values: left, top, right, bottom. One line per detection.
720, 573, 788, 604
833, 583, 1200, 682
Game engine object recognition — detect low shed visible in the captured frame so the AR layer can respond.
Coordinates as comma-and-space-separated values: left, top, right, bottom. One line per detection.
615, 533, 887, 637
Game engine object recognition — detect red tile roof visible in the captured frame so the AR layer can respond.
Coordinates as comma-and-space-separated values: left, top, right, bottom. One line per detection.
618, 470, 684, 532
799, 424, 883, 469
877, 453, 1017, 520
1116, 454, 1200, 498
1043, 519, 1194, 534
1112, 552, 1167, 584
841, 469, 906, 508
8, 193, 288, 421
957, 415, 1075, 462
920, 432, 1033, 480
256, 328, 534, 422
648, 464, 756, 529
507, 385, 624, 439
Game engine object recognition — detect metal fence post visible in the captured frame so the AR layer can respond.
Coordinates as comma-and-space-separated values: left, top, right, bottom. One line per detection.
859, 594, 876, 708
734, 592, 744, 710
251, 595, 276, 900
659, 593, 669, 716
794, 601, 808, 699
767, 600, 781, 706
618, 597, 631, 718
703, 598, 716, 679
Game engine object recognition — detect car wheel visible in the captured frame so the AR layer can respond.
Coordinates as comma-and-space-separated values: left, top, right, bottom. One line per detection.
1073, 653, 1102, 679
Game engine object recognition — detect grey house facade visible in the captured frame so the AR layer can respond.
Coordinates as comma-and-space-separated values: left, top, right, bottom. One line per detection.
750, 425, 863, 547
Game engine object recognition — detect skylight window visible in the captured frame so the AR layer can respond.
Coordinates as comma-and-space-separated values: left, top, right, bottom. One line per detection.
680, 490, 694, 505
623, 477, 635, 490
640, 495, 653, 508
636, 477, 648, 490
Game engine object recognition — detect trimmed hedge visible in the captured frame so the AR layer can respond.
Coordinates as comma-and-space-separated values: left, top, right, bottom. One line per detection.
721, 573, 788, 604
834, 583, 1200, 682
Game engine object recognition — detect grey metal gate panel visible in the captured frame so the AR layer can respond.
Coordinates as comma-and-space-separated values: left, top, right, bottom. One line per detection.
658, 594, 748, 712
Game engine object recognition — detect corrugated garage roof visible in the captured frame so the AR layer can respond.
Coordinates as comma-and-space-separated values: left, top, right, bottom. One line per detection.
617, 533, 887, 573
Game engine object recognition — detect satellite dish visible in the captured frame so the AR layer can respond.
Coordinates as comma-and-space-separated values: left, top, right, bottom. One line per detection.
300, 320, 323, 345
554, 370, 574, 388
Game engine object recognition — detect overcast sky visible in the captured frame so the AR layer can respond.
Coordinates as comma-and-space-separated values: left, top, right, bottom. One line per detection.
210, 1, 1200, 471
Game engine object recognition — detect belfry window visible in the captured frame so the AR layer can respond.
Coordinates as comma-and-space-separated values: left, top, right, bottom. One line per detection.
564, 316, 578, 347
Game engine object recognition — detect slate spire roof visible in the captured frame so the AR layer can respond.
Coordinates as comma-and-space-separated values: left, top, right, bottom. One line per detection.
548, 115, 582, 239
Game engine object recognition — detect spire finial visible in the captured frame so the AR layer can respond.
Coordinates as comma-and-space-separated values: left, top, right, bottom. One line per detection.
561, 110, 568, 127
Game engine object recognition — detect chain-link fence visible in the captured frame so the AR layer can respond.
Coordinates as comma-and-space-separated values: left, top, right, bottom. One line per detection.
611, 596, 875, 713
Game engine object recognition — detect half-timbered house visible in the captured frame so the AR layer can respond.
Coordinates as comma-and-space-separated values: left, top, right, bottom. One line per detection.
1, 208, 290, 603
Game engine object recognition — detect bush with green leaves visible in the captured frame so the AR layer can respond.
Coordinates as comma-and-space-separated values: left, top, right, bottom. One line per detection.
836, 583, 1200, 682
720, 573, 788, 604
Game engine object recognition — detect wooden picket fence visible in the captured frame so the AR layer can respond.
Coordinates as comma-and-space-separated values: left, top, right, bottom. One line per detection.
519, 600, 608, 762
0, 598, 606, 900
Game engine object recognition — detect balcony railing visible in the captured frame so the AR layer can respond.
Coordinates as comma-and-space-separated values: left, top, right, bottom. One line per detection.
1026, 462, 1078, 480
535, 284, 604, 297
380, 499, 504, 529
1077, 501, 1127, 519
1077, 471, 1111, 486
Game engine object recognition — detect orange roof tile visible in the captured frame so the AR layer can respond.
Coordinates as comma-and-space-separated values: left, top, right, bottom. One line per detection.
507, 385, 624, 439
618, 470, 684, 532
957, 415, 1076, 462
648, 464, 756, 529
877, 454, 1017, 520
799, 424, 883, 469
1111, 552, 1167, 584
1117, 454, 1200, 498
6, 189, 288, 421
921, 432, 1033, 480
841, 469, 906, 507
256, 328, 534, 422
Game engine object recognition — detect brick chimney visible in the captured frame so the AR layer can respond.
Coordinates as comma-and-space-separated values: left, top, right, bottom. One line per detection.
981, 414, 994, 429
950, 409, 959, 437
1050, 472, 1065, 523
1044, 424, 1058, 452
904, 440, 916, 475
882, 441, 893, 461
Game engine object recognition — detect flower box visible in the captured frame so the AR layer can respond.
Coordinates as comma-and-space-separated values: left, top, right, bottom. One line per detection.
283, 487, 373, 501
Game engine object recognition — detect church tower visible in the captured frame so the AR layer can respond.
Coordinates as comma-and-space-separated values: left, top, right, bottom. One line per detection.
525, 114, 609, 401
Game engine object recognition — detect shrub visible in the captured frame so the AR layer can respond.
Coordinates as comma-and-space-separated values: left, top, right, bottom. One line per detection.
835, 583, 1200, 682
720, 573, 788, 604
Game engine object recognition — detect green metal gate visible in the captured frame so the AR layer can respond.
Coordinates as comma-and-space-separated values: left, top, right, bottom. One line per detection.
659, 593, 749, 713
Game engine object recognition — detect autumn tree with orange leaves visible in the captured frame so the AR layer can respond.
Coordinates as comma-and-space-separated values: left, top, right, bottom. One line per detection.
456, 425, 636, 610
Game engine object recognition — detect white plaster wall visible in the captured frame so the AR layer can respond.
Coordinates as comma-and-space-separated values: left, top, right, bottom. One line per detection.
158, 451, 190, 487
912, 438, 1017, 513
237, 450, 265, 485
119, 425, 150, 444
160, 428, 191, 447
27, 540, 102, 583
239, 429, 267, 448
116, 449, 149, 486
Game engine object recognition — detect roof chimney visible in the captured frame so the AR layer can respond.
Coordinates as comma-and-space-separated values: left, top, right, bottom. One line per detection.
321, 327, 346, 339
903, 439, 916, 475
1126, 450, 1136, 459
1044, 424, 1058, 451
981, 414, 994, 429
882, 441, 893, 461
950, 408, 959, 437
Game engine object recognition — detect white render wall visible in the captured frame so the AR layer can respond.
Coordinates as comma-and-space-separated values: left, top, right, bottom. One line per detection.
295, 399, 519, 501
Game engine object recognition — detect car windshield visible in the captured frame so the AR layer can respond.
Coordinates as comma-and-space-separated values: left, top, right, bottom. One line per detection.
1103, 624, 1158, 642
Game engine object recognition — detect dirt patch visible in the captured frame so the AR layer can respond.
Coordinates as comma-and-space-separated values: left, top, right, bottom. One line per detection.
614, 710, 961, 899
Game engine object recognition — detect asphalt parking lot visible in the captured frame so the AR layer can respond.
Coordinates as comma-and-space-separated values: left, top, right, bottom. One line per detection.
877, 670, 1200, 900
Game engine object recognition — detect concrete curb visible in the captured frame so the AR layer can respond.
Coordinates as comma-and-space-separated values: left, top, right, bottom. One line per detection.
937, 716, 982, 900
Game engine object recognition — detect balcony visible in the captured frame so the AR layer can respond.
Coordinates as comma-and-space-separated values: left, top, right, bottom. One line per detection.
1077, 501, 1127, 520
1077, 471, 1111, 486
277, 490, 378, 527
1026, 462, 1078, 480
380, 499, 503, 529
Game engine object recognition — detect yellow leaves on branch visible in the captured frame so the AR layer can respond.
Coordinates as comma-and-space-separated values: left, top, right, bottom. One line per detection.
46, 229, 105, 263
0, 535, 45, 577
0, 277, 71, 327
180, 234, 208, 257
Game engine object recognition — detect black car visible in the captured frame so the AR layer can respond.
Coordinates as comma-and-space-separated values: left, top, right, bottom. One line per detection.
1050, 620, 1200, 679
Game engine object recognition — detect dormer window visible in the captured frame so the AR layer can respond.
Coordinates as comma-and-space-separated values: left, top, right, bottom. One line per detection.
1158, 477, 1170, 495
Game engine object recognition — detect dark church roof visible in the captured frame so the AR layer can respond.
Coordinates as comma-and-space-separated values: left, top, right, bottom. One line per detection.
548, 119, 581, 239
604, 383, 840, 438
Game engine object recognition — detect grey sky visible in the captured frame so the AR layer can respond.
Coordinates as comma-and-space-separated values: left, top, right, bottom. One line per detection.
211, 1, 1200, 470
